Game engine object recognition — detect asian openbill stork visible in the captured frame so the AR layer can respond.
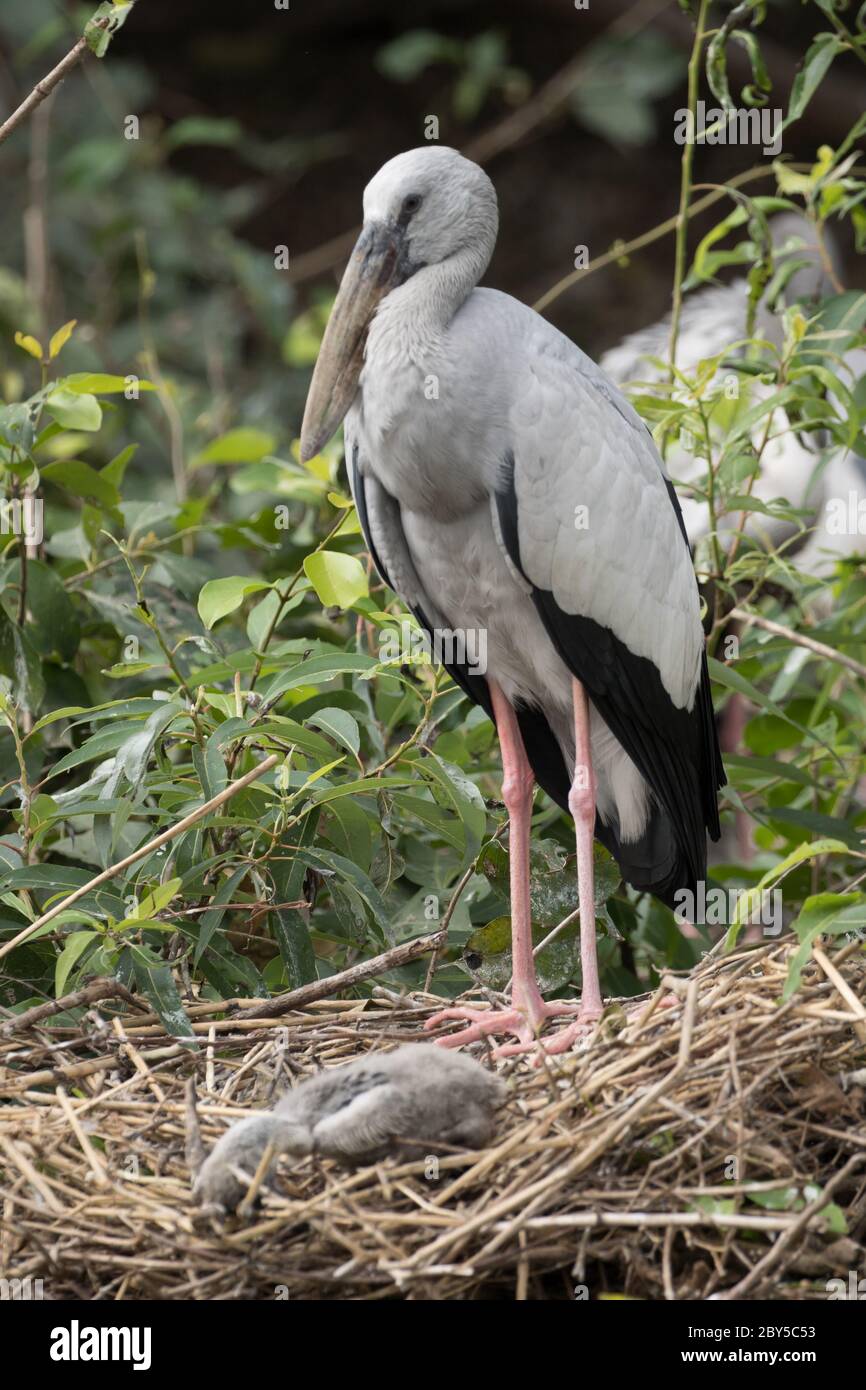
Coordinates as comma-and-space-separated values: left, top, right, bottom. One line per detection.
301, 147, 725, 1056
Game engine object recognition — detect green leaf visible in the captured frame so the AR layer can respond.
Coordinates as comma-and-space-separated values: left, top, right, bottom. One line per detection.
125, 877, 182, 923
708, 657, 831, 757
63, 373, 155, 394
193, 866, 249, 966
785, 34, 844, 127
2, 558, 80, 662
0, 608, 45, 713
282, 305, 330, 367
127, 944, 197, 1045
469, 839, 619, 989
246, 584, 306, 650
41, 459, 118, 506
303, 551, 369, 608
190, 428, 276, 468
725, 839, 851, 948
308, 706, 360, 757
414, 751, 487, 873
165, 117, 242, 149
294, 845, 389, 941
376, 29, 458, 80
784, 893, 866, 998
2, 864, 127, 918
55, 929, 99, 997
44, 388, 102, 431
197, 576, 272, 629
84, 2, 135, 59
268, 813, 319, 986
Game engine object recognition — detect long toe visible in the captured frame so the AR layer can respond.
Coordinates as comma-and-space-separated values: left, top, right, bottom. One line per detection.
426, 1005, 534, 1050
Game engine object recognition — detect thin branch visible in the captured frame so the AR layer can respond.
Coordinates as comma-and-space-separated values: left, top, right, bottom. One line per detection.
2, 979, 142, 1037
0, 38, 87, 149
668, 0, 710, 372
0, 754, 280, 961
532, 164, 772, 315
236, 928, 446, 1019
729, 606, 866, 682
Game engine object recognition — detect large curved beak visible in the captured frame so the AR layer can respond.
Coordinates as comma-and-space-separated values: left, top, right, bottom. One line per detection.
300, 222, 408, 463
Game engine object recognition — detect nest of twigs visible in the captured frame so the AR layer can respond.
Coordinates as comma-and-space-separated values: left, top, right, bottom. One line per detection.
1, 937, 865, 1300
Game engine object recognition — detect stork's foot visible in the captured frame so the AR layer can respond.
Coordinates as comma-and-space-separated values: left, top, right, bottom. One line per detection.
424, 998, 601, 1060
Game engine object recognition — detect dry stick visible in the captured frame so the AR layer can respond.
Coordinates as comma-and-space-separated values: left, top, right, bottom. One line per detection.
812, 945, 866, 1044
0, 754, 279, 961
1, 979, 141, 1037
1, 1043, 187, 1094
729, 606, 866, 682
0, 1134, 64, 1213
716, 1152, 866, 1301
54, 1085, 108, 1186
234, 928, 446, 1019
184, 1075, 206, 1180
0, 37, 88, 148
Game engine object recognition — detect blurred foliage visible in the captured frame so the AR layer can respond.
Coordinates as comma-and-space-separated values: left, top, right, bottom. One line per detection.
0, 0, 865, 1037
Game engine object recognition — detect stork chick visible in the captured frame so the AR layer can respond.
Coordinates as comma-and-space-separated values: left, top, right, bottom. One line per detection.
194, 1044, 505, 1213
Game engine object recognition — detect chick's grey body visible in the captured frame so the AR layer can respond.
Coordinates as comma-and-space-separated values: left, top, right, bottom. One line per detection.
194, 1044, 505, 1212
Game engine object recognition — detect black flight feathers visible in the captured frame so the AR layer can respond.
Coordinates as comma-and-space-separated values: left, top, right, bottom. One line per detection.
351, 449, 724, 908
492, 451, 724, 903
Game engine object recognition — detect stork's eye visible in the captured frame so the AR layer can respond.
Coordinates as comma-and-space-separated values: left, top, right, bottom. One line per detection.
401, 193, 423, 217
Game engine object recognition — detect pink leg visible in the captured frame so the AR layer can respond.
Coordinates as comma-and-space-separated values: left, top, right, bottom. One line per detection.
570, 678, 603, 1019
425, 678, 602, 1058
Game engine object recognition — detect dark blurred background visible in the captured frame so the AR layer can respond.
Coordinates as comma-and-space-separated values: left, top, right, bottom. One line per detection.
1, 0, 864, 458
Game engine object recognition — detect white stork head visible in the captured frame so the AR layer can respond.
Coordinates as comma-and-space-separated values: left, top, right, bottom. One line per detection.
300, 147, 497, 462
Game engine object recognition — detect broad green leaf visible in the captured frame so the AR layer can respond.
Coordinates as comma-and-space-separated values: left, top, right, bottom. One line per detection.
1, 866, 126, 927
190, 428, 276, 468
44, 388, 102, 431
0, 558, 80, 662
126, 878, 183, 923
258, 651, 379, 705
246, 583, 307, 650
0, 608, 45, 713
197, 576, 271, 629
304, 550, 369, 608
469, 840, 620, 990
308, 706, 360, 756
41, 458, 118, 505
